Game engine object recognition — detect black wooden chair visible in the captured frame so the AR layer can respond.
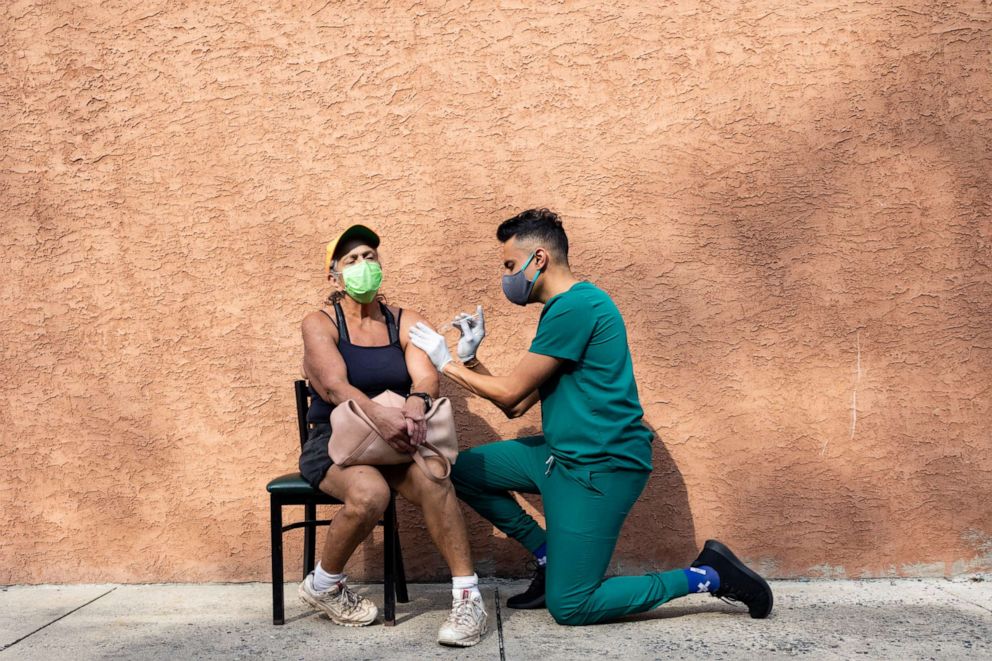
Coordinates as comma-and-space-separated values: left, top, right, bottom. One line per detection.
266, 380, 409, 625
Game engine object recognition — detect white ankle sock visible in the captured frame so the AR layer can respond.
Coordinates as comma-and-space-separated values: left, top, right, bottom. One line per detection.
313, 562, 345, 592
452, 573, 481, 601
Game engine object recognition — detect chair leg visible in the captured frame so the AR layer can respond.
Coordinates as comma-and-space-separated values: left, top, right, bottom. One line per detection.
303, 502, 317, 579
394, 522, 409, 603
270, 493, 285, 625
382, 493, 397, 626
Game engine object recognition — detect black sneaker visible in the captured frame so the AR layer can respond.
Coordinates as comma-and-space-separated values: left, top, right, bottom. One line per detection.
506, 562, 546, 609
691, 539, 773, 619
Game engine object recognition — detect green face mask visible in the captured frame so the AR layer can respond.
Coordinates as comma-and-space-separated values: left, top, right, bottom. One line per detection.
339, 260, 383, 303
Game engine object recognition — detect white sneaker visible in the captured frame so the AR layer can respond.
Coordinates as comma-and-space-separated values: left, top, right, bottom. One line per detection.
437, 590, 488, 647
298, 573, 378, 627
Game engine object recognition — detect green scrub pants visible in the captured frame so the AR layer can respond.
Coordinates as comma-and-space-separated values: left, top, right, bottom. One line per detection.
451, 435, 689, 626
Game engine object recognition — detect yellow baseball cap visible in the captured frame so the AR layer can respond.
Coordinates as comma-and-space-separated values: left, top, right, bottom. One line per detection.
324, 225, 380, 274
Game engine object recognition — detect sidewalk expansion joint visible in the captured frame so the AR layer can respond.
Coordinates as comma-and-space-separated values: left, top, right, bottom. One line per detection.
936, 581, 992, 616
0, 587, 117, 653
494, 585, 506, 661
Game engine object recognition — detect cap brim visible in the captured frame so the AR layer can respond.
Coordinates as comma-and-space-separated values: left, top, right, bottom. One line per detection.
326, 225, 380, 272
337, 225, 380, 254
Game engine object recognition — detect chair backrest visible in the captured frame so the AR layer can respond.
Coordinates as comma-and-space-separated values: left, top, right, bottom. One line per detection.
294, 380, 311, 450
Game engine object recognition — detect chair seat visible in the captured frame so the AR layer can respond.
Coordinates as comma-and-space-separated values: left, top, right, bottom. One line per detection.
266, 472, 320, 494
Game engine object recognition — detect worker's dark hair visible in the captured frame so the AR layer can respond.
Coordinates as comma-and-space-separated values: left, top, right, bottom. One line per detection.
496, 208, 569, 263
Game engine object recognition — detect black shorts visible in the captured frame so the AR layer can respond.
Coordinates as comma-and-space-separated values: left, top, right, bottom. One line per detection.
299, 423, 333, 489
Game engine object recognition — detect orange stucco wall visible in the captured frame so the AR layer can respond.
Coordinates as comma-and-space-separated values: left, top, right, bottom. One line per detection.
2, 1, 990, 584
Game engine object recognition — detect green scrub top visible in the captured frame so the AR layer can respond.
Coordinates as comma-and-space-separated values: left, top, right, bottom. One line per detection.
529, 281, 654, 472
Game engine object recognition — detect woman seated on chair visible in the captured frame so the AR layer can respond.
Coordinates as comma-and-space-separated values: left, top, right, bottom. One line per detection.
297, 224, 486, 647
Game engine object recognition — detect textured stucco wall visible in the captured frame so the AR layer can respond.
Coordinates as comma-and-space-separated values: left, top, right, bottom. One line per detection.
2, 1, 990, 584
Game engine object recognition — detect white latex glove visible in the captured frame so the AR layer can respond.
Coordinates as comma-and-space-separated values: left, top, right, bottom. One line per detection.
455, 305, 486, 362
408, 322, 453, 373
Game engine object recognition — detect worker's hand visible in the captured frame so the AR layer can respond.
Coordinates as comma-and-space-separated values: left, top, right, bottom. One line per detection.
408, 322, 453, 373
402, 396, 427, 447
370, 404, 414, 454
455, 305, 486, 363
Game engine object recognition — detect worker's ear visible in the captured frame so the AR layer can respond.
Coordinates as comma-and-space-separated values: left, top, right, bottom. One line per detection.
534, 247, 550, 270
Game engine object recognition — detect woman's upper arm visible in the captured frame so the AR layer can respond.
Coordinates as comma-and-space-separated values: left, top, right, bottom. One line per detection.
397, 307, 440, 396
302, 311, 348, 399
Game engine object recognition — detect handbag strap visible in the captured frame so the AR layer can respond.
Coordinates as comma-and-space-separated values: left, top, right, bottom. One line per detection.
338, 393, 453, 482
411, 442, 451, 483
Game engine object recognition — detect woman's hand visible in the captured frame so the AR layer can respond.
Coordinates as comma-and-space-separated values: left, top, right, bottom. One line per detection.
369, 404, 415, 454
402, 396, 428, 447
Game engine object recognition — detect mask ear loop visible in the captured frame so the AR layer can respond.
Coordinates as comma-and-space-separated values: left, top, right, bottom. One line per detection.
513, 255, 542, 306
517, 252, 536, 274
527, 251, 544, 291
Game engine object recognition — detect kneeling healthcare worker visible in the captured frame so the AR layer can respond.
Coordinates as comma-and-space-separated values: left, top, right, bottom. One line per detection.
408, 208, 773, 626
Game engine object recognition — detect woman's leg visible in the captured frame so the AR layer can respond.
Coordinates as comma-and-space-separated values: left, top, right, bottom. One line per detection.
383, 458, 488, 646
317, 464, 392, 572
381, 458, 473, 576
299, 464, 384, 628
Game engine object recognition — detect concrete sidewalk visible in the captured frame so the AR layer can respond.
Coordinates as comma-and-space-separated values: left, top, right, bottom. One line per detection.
1, 579, 989, 660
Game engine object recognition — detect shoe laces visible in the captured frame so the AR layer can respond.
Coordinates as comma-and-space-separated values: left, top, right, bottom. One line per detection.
330, 582, 363, 613
526, 558, 547, 578
447, 597, 482, 627
718, 595, 743, 608
716, 585, 759, 609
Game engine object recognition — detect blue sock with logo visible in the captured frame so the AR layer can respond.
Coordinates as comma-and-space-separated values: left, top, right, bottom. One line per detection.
533, 542, 547, 567
684, 565, 720, 593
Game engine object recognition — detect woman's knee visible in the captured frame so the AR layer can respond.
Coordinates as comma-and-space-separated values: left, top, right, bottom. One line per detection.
343, 478, 391, 518
407, 461, 456, 502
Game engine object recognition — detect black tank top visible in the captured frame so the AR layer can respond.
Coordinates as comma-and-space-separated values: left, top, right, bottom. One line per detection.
306, 302, 413, 423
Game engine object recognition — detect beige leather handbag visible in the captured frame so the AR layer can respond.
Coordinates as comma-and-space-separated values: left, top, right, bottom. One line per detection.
328, 390, 458, 482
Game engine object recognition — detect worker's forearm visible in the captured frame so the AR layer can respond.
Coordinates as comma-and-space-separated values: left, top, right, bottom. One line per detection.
442, 361, 526, 409
451, 359, 532, 417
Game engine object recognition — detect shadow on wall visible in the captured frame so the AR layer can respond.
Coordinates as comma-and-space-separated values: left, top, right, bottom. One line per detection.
626, 420, 698, 572
633, 19, 992, 576
296, 371, 530, 582
369, 384, 697, 580
374, 386, 536, 581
